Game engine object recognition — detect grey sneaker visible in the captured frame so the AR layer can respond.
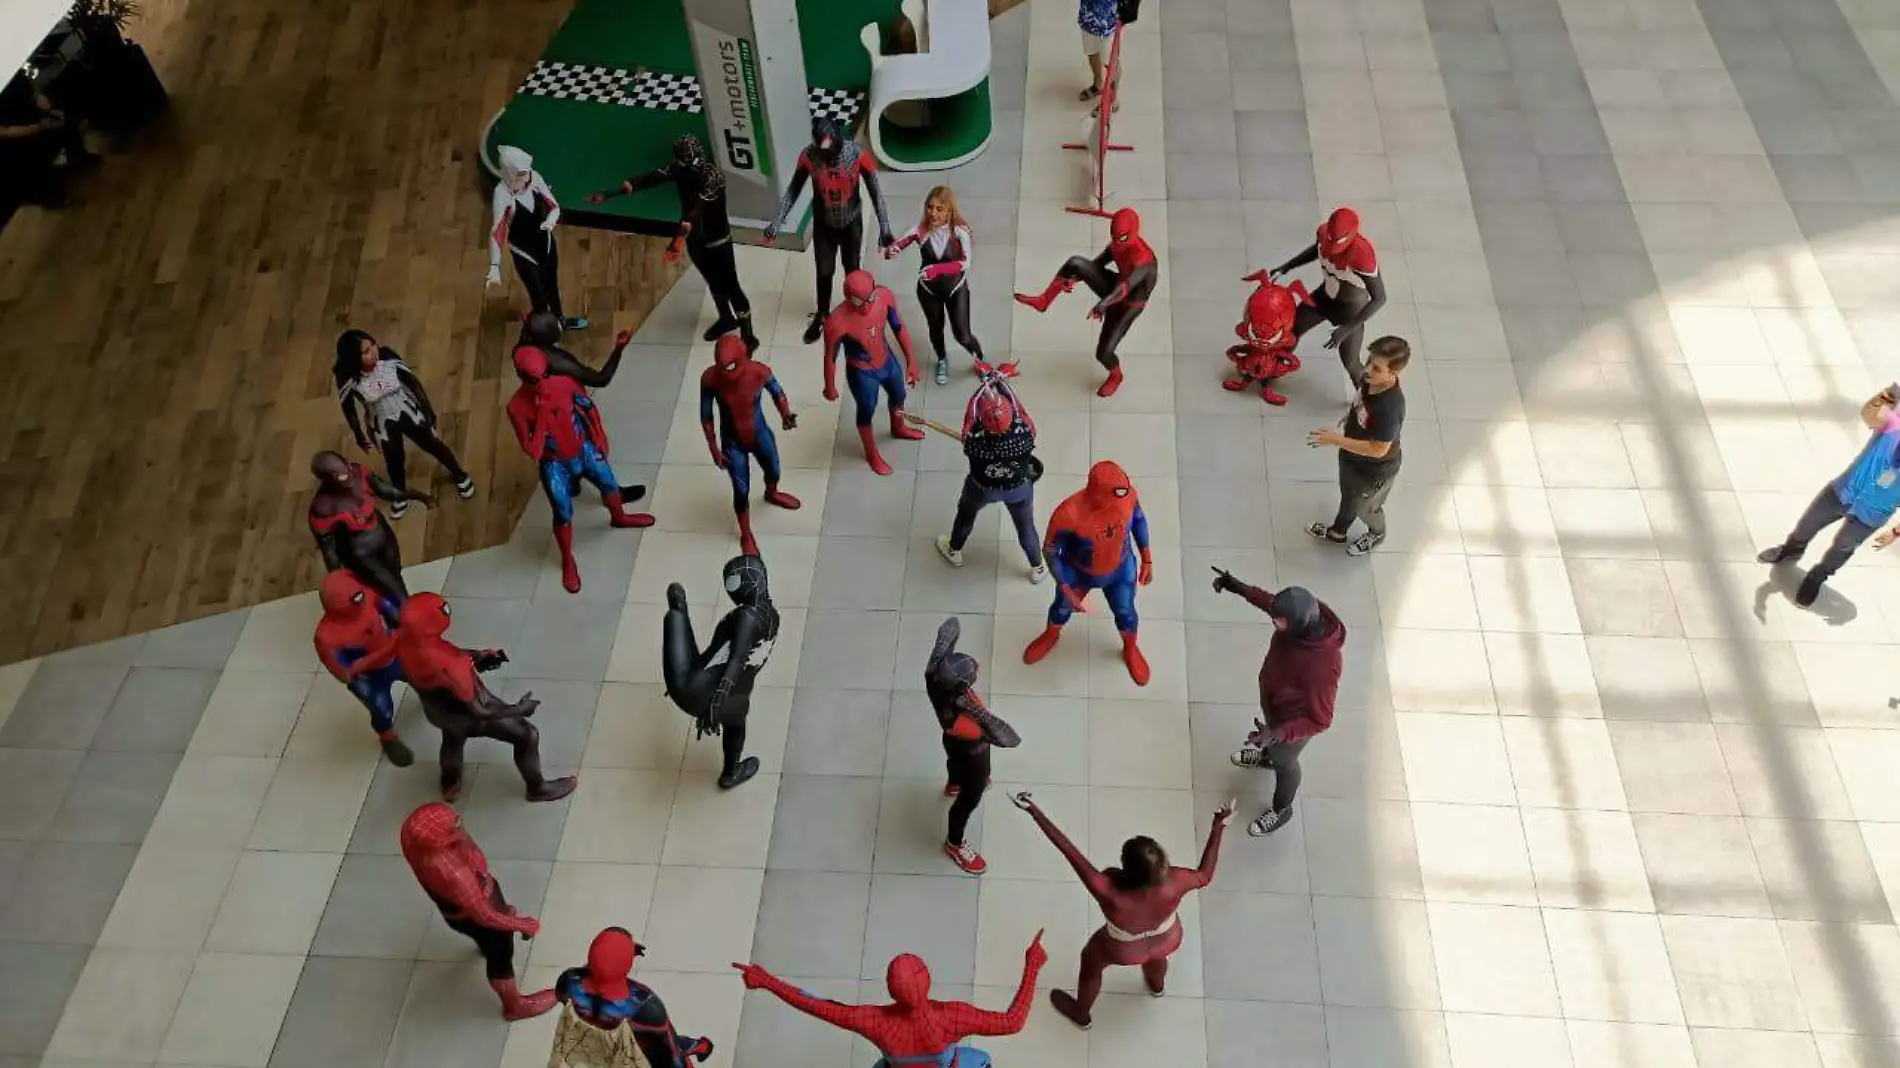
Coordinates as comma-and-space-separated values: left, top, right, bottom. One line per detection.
1346, 530, 1385, 556
389, 499, 409, 519
455, 476, 476, 499
1248, 806, 1295, 837
935, 358, 949, 385
1028, 562, 1048, 584
935, 536, 964, 567
1230, 747, 1269, 769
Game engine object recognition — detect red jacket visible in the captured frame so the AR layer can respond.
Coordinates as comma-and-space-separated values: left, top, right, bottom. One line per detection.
1257, 601, 1345, 743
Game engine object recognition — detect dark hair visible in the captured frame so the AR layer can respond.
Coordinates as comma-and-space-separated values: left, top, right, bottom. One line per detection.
1107, 835, 1168, 892
1368, 335, 1410, 373
333, 330, 375, 391
522, 311, 563, 347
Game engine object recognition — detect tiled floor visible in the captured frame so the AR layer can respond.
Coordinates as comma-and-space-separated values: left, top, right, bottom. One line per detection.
3, 0, 1900, 1065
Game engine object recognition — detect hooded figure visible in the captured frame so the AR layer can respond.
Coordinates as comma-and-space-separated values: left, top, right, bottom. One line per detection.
765, 115, 895, 344
399, 802, 554, 1020
661, 554, 780, 789
735, 937, 1048, 1068
700, 333, 801, 556
550, 928, 715, 1068
1014, 206, 1160, 398
313, 571, 414, 765
1210, 571, 1347, 837
488, 145, 587, 329
822, 269, 922, 476
926, 618, 1021, 875
1025, 461, 1155, 685
1262, 204, 1386, 382
348, 594, 577, 803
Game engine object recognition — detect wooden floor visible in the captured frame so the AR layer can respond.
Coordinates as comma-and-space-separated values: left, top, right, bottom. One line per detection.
0, 0, 687, 663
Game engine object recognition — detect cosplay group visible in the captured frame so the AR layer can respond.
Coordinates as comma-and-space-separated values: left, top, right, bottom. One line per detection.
300, 107, 1382, 1064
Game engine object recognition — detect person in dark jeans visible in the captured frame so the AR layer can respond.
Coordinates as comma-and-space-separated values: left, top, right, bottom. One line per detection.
913, 365, 1048, 584
0, 73, 98, 210
1308, 335, 1408, 556
1759, 386, 1900, 607
1210, 571, 1344, 837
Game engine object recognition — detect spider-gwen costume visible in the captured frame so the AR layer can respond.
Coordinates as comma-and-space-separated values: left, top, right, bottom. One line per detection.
700, 334, 800, 556
508, 344, 654, 594
400, 802, 555, 1021
351, 593, 577, 803
1267, 207, 1386, 383
887, 216, 985, 385
549, 929, 714, 1068
1014, 207, 1158, 398
928, 617, 1020, 876
766, 117, 895, 345
314, 571, 414, 767
663, 555, 777, 790
1023, 461, 1154, 686
1224, 275, 1310, 406
734, 933, 1047, 1068
823, 269, 923, 476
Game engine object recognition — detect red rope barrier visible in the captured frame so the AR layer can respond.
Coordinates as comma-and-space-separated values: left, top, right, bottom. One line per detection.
1063, 23, 1132, 218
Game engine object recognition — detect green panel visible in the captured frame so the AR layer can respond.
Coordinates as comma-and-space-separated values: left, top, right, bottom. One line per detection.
796, 0, 900, 93
873, 80, 993, 167
540, 0, 694, 72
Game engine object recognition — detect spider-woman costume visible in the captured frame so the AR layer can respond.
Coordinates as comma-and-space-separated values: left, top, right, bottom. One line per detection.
1014, 207, 1158, 398
1266, 206, 1386, 383
823, 270, 923, 476
1022, 461, 1154, 686
766, 117, 895, 344
313, 571, 414, 767
549, 929, 714, 1068
1224, 275, 1310, 405
700, 335, 800, 556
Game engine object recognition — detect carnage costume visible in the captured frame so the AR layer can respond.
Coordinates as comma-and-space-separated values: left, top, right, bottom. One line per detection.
508, 343, 654, 594
699, 334, 801, 556
351, 594, 577, 803
400, 802, 556, 1021
1022, 461, 1154, 686
734, 934, 1047, 1068
1224, 275, 1310, 405
927, 617, 1020, 876
1014, 792, 1231, 1029
591, 135, 756, 349
1014, 206, 1158, 398
308, 451, 431, 607
1266, 206, 1386, 383
823, 269, 923, 476
662, 555, 777, 790
489, 146, 587, 330
313, 571, 415, 766
550, 928, 715, 1068
766, 117, 895, 344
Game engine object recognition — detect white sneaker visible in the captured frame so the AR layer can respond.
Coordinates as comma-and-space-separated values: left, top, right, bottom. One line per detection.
1028, 562, 1048, 584
389, 499, 409, 519
455, 476, 476, 499
935, 536, 964, 567
1230, 747, 1269, 769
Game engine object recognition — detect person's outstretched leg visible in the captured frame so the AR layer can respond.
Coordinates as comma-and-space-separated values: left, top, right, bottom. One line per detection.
486, 715, 577, 802
1016, 255, 1111, 312
1049, 940, 1110, 1029
1762, 484, 1848, 565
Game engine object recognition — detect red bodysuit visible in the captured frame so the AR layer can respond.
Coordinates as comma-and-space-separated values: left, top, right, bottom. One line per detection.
1315, 207, 1378, 304
1225, 276, 1310, 405
506, 348, 610, 463
822, 275, 908, 384
312, 571, 389, 682
353, 593, 479, 703
308, 464, 380, 535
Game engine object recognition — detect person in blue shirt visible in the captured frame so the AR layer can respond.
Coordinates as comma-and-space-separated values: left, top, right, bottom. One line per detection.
1759, 386, 1900, 607
1077, 0, 1120, 105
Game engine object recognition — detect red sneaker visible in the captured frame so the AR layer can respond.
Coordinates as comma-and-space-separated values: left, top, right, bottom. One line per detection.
944, 841, 988, 875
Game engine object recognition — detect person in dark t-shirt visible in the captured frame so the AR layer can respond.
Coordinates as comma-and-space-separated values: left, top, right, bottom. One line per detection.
1306, 335, 1409, 556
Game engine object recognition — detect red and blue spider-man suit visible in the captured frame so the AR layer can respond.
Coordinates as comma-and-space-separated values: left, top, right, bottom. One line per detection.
1023, 460, 1154, 686
733, 932, 1046, 1068
313, 570, 413, 767
700, 334, 801, 557
1224, 276, 1310, 406
823, 269, 922, 476
508, 343, 654, 594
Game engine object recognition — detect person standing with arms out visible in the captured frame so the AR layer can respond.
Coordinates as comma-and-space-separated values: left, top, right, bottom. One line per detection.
488, 146, 588, 330
763, 117, 895, 344
1210, 571, 1344, 836
926, 617, 1021, 875
884, 186, 988, 386
333, 330, 475, 516
1758, 384, 1900, 608
907, 363, 1048, 584
1010, 791, 1234, 1030
1307, 335, 1408, 556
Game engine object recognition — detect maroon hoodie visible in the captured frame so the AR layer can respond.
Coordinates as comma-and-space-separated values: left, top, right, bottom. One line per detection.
1236, 584, 1345, 743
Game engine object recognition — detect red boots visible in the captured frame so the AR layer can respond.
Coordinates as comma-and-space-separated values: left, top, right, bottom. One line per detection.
737, 485, 800, 557
1097, 366, 1125, 398
553, 523, 582, 594
491, 978, 556, 1021
1021, 623, 1151, 686
891, 409, 924, 441
1023, 624, 1063, 664
858, 426, 893, 476
604, 491, 655, 529
1014, 276, 1077, 313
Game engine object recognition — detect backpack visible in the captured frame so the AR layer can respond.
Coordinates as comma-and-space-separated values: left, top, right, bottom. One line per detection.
1116, 0, 1141, 25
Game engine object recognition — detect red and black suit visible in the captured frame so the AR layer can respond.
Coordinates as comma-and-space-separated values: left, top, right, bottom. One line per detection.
1268, 206, 1386, 383
699, 335, 800, 556
926, 617, 1020, 857
309, 461, 410, 606
1014, 206, 1158, 398
766, 117, 895, 343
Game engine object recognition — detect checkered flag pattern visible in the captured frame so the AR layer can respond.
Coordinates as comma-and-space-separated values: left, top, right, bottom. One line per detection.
626, 71, 704, 113
516, 61, 866, 126
807, 86, 863, 126
518, 62, 631, 104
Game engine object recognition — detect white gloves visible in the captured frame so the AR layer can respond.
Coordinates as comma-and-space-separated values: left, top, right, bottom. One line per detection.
485, 265, 502, 287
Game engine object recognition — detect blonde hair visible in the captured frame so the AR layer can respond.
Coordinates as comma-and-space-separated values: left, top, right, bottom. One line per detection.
919, 186, 969, 235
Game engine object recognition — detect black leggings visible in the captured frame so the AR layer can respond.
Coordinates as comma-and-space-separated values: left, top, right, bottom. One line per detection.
511, 242, 565, 320
1055, 256, 1151, 371
445, 915, 518, 981
691, 238, 753, 326
379, 416, 467, 494
722, 721, 750, 779
918, 279, 984, 363
944, 738, 991, 847
812, 217, 865, 314
438, 714, 557, 799
334, 523, 409, 605
1294, 295, 1367, 383
1267, 738, 1308, 810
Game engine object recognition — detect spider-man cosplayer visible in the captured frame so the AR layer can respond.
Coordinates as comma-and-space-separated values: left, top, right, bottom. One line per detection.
518, 311, 629, 389
1012, 792, 1233, 1030
823, 269, 923, 476
308, 451, 432, 606
1014, 206, 1158, 398
933, 363, 1046, 579
549, 928, 715, 1068
928, 617, 1021, 876
508, 342, 654, 595
700, 334, 800, 556
662, 555, 777, 790
765, 117, 895, 344
1225, 275, 1311, 406
351, 593, 578, 803
399, 802, 556, 1021
313, 571, 414, 767
1266, 206, 1386, 383
588, 135, 757, 349
733, 933, 1047, 1068
1023, 461, 1154, 686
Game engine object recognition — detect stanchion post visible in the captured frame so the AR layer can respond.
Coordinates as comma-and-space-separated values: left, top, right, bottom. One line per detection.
1063, 23, 1133, 218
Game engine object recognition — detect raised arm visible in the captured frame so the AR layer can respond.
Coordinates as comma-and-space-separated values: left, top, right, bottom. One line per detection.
1186, 804, 1232, 889
949, 933, 1047, 1038
1212, 568, 1276, 615
928, 616, 961, 676
1023, 801, 1111, 898
592, 165, 672, 202
734, 964, 884, 1038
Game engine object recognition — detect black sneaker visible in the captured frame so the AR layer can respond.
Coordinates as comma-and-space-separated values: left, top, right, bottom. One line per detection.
1757, 544, 1797, 564
455, 476, 476, 499
702, 317, 740, 342
718, 757, 761, 789
1795, 573, 1824, 608
802, 313, 826, 345
1247, 806, 1294, 837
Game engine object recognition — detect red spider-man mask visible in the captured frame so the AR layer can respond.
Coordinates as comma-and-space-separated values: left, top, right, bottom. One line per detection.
843, 269, 876, 310
584, 927, 643, 1002
976, 390, 1013, 435
398, 592, 453, 640
1245, 283, 1298, 347
713, 334, 751, 375
400, 801, 466, 854
318, 570, 378, 624
1317, 207, 1360, 256
1109, 207, 1141, 246
514, 345, 551, 384
1081, 460, 1137, 524
885, 953, 933, 1009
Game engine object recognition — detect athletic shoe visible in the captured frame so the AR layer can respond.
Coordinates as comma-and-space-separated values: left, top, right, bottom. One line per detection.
944, 841, 988, 875
935, 535, 964, 567
1346, 530, 1385, 556
1247, 806, 1294, 837
455, 476, 476, 499
1306, 521, 1346, 545
1028, 562, 1048, 584
1796, 573, 1824, 609
1757, 544, 1797, 564
562, 316, 590, 331
934, 358, 949, 385
802, 313, 825, 345
389, 499, 409, 519
1230, 747, 1270, 770
718, 757, 761, 790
